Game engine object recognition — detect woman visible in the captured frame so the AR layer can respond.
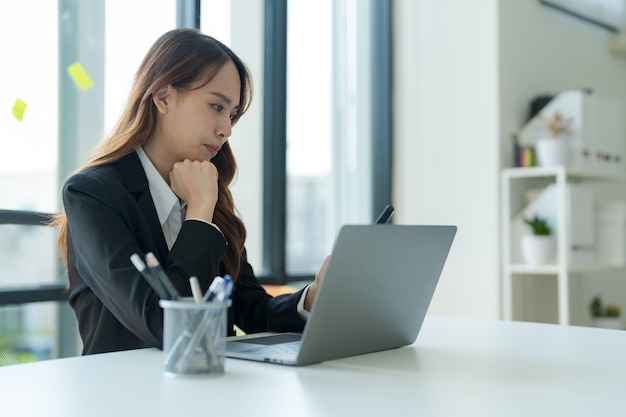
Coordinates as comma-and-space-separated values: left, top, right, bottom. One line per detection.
54, 28, 324, 355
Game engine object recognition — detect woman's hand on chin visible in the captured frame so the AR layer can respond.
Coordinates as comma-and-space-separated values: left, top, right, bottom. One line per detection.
169, 159, 219, 222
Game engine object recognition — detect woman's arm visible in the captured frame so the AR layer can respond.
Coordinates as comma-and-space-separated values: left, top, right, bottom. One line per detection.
231, 251, 306, 334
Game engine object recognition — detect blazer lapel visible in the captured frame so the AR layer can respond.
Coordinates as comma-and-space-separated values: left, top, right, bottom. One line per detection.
118, 151, 169, 261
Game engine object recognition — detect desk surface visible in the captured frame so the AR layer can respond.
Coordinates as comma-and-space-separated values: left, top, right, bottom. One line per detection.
1, 316, 625, 416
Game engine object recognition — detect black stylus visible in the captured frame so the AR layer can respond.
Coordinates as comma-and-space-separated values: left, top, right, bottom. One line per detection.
375, 205, 394, 224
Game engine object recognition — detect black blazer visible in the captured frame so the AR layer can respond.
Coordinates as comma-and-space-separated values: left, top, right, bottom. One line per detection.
63, 151, 305, 355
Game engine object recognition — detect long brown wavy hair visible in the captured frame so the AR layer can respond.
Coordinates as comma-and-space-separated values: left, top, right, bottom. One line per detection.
51, 28, 252, 281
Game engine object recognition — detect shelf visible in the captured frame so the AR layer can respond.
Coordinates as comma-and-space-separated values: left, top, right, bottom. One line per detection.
508, 264, 626, 275
508, 264, 558, 274
502, 166, 626, 182
502, 165, 626, 325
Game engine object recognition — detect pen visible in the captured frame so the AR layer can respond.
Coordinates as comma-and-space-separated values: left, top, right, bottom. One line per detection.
375, 205, 395, 224
145, 252, 180, 300
130, 253, 171, 300
221, 275, 233, 302
203, 276, 226, 302
189, 276, 203, 303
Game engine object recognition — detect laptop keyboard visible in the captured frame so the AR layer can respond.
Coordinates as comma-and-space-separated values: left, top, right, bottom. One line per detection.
243, 333, 302, 345
240, 340, 301, 358
262, 341, 301, 355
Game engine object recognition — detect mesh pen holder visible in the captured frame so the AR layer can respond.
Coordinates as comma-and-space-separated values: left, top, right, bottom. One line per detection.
160, 298, 231, 376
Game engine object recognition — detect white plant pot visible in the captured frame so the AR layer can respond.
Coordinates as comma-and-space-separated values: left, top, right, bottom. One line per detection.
520, 235, 556, 266
535, 137, 569, 167
591, 317, 623, 330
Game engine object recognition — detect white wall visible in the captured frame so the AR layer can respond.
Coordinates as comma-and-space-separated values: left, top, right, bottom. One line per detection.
393, 0, 500, 318
499, 0, 626, 166
394, 0, 626, 321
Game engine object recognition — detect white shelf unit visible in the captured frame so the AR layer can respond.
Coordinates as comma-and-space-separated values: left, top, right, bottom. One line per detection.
501, 166, 626, 325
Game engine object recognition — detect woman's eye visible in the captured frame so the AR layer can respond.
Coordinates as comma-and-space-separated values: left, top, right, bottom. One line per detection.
212, 104, 237, 121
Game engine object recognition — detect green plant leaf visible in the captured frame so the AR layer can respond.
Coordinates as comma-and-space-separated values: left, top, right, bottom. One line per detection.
523, 215, 551, 235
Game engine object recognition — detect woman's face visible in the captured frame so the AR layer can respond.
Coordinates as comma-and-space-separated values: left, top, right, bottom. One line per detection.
150, 60, 241, 169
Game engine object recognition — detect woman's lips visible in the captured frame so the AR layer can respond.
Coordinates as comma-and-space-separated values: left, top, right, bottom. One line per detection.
205, 144, 220, 156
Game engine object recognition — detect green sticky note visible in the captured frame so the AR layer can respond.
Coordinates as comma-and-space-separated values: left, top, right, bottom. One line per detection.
12, 98, 27, 121
67, 62, 94, 91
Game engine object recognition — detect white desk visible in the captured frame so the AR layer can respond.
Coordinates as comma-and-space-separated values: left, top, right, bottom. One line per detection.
1, 316, 625, 416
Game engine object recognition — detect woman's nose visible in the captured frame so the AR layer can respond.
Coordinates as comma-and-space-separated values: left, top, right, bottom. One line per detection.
216, 118, 232, 141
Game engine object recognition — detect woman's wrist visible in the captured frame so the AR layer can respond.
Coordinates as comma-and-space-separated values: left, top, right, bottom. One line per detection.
303, 282, 318, 311
185, 202, 215, 223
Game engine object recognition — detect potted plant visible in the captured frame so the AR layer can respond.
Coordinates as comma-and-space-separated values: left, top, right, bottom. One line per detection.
535, 110, 573, 167
590, 296, 623, 330
541, 110, 573, 138
520, 215, 556, 265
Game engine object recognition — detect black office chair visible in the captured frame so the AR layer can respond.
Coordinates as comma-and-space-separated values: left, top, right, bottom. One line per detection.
0, 209, 77, 365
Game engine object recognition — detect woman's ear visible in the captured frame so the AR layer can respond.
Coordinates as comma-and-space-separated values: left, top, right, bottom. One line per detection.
152, 86, 170, 114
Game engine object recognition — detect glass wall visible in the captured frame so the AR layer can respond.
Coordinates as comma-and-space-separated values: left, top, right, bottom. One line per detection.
0, 1, 59, 213
286, 0, 378, 274
104, 1, 177, 133
0, 0, 177, 364
0, 0, 61, 365
285, 0, 335, 273
202, 0, 383, 278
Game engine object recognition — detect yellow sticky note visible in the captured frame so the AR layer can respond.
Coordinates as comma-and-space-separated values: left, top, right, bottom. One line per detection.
67, 62, 94, 91
12, 98, 27, 121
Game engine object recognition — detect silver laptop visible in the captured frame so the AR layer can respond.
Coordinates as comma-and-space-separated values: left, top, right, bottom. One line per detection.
225, 224, 457, 366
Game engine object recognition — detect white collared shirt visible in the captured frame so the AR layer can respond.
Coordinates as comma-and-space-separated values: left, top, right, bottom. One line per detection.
135, 147, 310, 318
136, 147, 185, 250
